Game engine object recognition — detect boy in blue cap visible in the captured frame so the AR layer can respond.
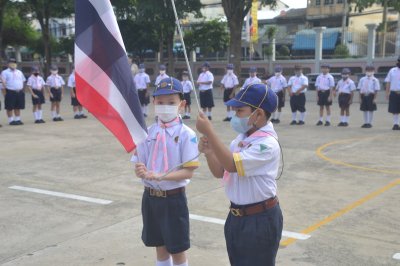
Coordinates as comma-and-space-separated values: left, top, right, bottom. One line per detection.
196, 83, 283, 266
315, 63, 335, 126
134, 64, 151, 117
27, 66, 46, 123
197, 62, 215, 120
132, 77, 199, 266
358, 64, 380, 128
266, 65, 287, 123
220, 63, 239, 121
155, 64, 170, 86
241, 67, 261, 90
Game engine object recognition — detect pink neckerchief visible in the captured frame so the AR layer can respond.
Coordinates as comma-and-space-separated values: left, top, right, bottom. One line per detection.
222, 126, 277, 183
151, 117, 181, 173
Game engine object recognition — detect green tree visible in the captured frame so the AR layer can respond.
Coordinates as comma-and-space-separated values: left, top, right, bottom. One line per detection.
183, 19, 229, 55
221, 0, 277, 75
24, 0, 74, 76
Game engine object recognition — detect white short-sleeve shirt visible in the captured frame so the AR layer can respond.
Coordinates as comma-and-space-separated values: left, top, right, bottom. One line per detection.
27, 75, 46, 90
266, 75, 287, 93
155, 73, 170, 86
197, 71, 214, 91
241, 77, 261, 90
357, 76, 380, 94
225, 123, 280, 205
1, 68, 26, 91
336, 78, 356, 94
221, 73, 239, 89
288, 74, 308, 93
384, 67, 400, 91
316, 73, 335, 91
131, 119, 200, 190
67, 72, 75, 88
134, 72, 151, 90
181, 80, 193, 93
46, 74, 65, 88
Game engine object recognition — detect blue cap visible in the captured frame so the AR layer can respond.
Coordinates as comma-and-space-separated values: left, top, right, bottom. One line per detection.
366, 64, 375, 71
31, 66, 39, 72
342, 68, 351, 74
274, 65, 282, 72
321, 63, 330, 68
139, 63, 145, 69
226, 83, 278, 113
50, 65, 58, 71
8, 58, 16, 63
159, 64, 166, 70
249, 67, 257, 73
153, 77, 183, 96
226, 63, 234, 70
202, 62, 210, 68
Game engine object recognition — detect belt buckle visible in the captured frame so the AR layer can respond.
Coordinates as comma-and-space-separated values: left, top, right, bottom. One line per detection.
150, 189, 167, 198
230, 208, 242, 217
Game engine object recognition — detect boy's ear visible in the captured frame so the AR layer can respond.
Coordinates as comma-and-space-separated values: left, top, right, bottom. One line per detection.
179, 100, 186, 110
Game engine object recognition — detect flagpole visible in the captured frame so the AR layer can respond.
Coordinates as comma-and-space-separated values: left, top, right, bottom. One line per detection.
170, 0, 201, 112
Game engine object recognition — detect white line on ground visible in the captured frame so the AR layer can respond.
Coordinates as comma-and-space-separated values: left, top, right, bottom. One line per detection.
9, 185, 113, 205
189, 214, 311, 240
393, 253, 400, 260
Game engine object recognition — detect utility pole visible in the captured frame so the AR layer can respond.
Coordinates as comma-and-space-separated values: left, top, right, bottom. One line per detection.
341, 0, 348, 45
381, 0, 388, 57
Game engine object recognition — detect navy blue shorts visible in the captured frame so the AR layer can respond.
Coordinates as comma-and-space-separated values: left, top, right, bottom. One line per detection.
223, 88, 235, 103
388, 91, 400, 114
290, 93, 306, 113
138, 89, 150, 105
200, 89, 214, 108
32, 89, 45, 105
224, 202, 283, 266
338, 93, 351, 109
184, 92, 191, 106
50, 87, 62, 102
317, 90, 332, 106
276, 90, 285, 108
360, 94, 376, 111
71, 87, 82, 106
141, 188, 190, 254
5, 89, 25, 110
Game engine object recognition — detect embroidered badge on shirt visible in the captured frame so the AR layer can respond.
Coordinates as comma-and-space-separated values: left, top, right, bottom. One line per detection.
174, 136, 179, 143
190, 137, 197, 143
260, 144, 270, 152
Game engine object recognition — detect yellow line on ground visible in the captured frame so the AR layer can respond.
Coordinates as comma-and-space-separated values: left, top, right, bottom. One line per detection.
281, 137, 400, 247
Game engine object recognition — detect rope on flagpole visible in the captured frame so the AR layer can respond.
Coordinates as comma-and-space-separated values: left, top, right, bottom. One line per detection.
170, 0, 201, 112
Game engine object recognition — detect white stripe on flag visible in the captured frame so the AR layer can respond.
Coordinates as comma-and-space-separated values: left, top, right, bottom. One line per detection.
88, 0, 126, 51
75, 45, 147, 145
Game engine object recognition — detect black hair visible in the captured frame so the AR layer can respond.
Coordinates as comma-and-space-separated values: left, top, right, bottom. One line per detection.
250, 107, 271, 120
153, 93, 184, 100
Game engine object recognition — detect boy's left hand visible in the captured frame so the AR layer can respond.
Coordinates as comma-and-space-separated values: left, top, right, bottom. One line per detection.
196, 112, 213, 135
145, 171, 163, 182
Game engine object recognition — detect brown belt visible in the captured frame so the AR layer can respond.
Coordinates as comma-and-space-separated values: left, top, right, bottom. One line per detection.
230, 197, 278, 217
145, 187, 185, 198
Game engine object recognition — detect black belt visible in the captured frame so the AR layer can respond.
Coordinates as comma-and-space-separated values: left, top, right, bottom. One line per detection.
145, 187, 185, 198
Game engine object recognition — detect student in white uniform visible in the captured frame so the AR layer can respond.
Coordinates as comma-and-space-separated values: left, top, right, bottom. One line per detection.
197, 62, 214, 120
27, 66, 46, 123
266, 65, 287, 124
196, 83, 283, 266
333, 68, 356, 127
220, 63, 239, 121
287, 64, 308, 125
315, 63, 335, 126
358, 64, 380, 128
46, 65, 65, 122
181, 71, 193, 119
132, 77, 199, 266
241, 67, 261, 90
1, 58, 26, 125
384, 55, 400, 130
155, 64, 170, 87
68, 68, 88, 119
134, 64, 151, 117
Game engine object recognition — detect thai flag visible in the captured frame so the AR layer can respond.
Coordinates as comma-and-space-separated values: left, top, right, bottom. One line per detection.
74, 0, 147, 152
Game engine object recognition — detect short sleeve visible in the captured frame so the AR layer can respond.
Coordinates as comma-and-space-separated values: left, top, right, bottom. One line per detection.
208, 72, 214, 82
374, 79, 380, 91
234, 76, 239, 86
315, 76, 320, 88
288, 77, 293, 86
22, 73, 26, 82
60, 77, 65, 86
27, 77, 33, 87
302, 76, 309, 86
329, 76, 335, 87
384, 70, 392, 83
220, 76, 226, 84
350, 81, 356, 91
282, 77, 288, 87
357, 79, 362, 90
180, 128, 200, 168
145, 75, 150, 84
233, 139, 278, 177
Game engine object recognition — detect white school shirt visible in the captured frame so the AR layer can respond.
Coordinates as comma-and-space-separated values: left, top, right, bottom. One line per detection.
131, 118, 200, 190
67, 72, 75, 88
1, 68, 25, 91
27, 75, 46, 91
134, 72, 151, 90
197, 71, 214, 91
221, 73, 239, 89
316, 73, 335, 91
357, 76, 380, 94
336, 78, 356, 94
241, 76, 261, 90
181, 80, 193, 93
155, 73, 170, 86
46, 74, 65, 88
288, 74, 308, 93
266, 75, 287, 93
225, 123, 280, 205
384, 67, 400, 91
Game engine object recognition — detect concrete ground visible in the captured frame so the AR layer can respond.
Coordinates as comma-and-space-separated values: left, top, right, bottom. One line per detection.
0, 89, 399, 266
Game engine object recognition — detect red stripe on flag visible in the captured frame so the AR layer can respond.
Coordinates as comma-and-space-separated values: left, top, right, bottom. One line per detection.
75, 73, 136, 152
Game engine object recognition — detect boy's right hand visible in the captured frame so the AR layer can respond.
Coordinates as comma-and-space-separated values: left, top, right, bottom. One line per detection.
135, 163, 147, 178
198, 136, 213, 155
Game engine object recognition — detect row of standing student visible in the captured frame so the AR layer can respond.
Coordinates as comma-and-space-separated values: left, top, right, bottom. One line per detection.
136, 58, 400, 131
0, 58, 87, 127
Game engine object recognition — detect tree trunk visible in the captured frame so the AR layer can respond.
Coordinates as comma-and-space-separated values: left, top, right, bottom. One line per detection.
228, 19, 243, 77
341, 0, 347, 45
166, 31, 174, 75
42, 21, 51, 77
158, 30, 164, 63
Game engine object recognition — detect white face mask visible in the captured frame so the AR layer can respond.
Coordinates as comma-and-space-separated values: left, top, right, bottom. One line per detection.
155, 104, 179, 122
182, 76, 188, 81
227, 70, 233, 74
139, 69, 145, 73
275, 72, 281, 77
366, 72, 374, 77
159, 70, 166, 75
51, 70, 58, 75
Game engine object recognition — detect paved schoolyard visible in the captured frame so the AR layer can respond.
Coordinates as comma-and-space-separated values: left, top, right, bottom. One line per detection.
0, 90, 399, 266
